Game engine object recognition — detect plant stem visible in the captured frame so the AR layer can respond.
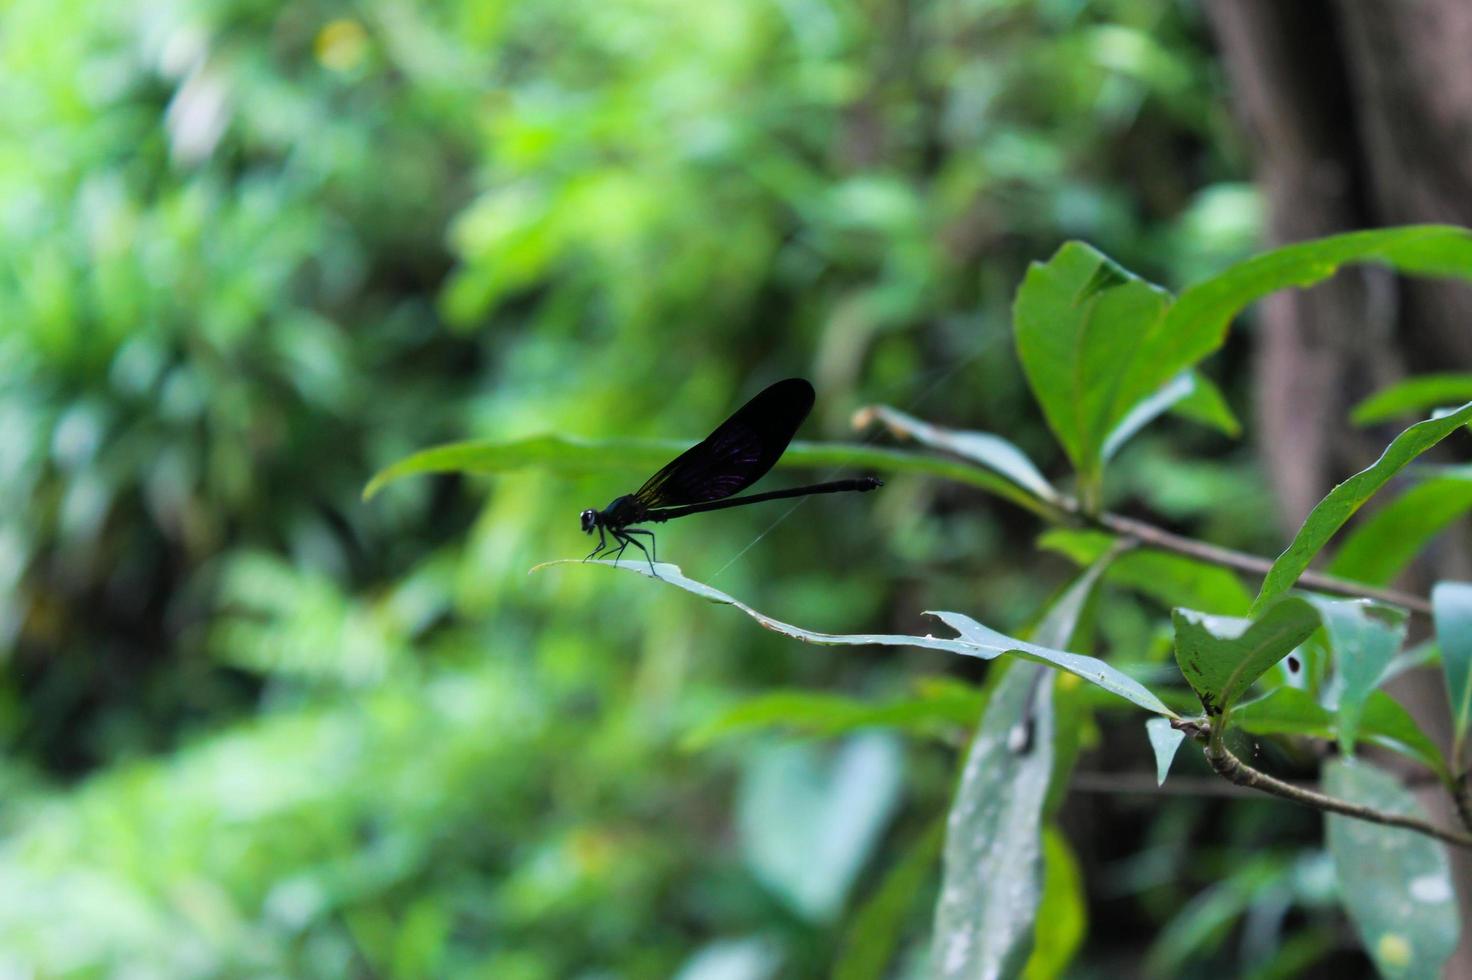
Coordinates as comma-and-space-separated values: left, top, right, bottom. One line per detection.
1094, 511, 1433, 616
1192, 733, 1472, 850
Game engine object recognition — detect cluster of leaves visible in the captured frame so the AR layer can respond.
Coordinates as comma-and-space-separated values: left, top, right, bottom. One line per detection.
379, 224, 1472, 976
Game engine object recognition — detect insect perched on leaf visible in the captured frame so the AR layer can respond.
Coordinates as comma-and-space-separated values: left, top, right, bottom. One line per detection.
580, 378, 882, 567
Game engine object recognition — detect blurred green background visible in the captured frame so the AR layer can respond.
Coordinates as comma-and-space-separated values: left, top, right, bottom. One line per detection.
0, 0, 1288, 976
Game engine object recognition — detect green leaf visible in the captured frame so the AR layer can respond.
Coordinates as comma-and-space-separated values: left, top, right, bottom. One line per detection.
1171, 598, 1321, 716
1327, 470, 1472, 585
833, 817, 945, 980
681, 683, 983, 750
1145, 716, 1186, 785
1254, 402, 1472, 611
1101, 370, 1240, 462
1169, 371, 1241, 438
364, 435, 1056, 515
933, 662, 1052, 980
1352, 373, 1472, 425
1039, 528, 1252, 615
1020, 827, 1086, 980
1303, 597, 1406, 754
738, 732, 903, 922
538, 560, 1177, 716
856, 404, 1060, 504
1325, 759, 1460, 980
930, 611, 1172, 716
1122, 225, 1472, 437
1100, 371, 1195, 462
1431, 582, 1472, 757
1233, 687, 1447, 778
1013, 242, 1172, 492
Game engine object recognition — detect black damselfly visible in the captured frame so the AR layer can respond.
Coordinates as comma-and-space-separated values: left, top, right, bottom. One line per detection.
580, 378, 882, 566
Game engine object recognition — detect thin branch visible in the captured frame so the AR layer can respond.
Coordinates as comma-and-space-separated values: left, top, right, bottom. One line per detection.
1068, 770, 1317, 799
1093, 511, 1433, 616
1201, 739, 1472, 850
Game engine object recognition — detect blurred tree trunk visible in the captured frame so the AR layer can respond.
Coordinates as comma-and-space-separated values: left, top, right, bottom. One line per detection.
1207, 0, 1472, 971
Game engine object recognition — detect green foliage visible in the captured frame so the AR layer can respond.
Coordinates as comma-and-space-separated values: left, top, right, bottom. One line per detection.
1233, 688, 1447, 779
1304, 598, 1406, 754
1255, 402, 1472, 610
1327, 469, 1472, 585
1352, 373, 1472, 425
9, 0, 1472, 968
1325, 761, 1461, 979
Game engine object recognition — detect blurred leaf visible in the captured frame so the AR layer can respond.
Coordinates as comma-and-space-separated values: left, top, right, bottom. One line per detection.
546, 561, 1176, 716
1171, 598, 1320, 716
1013, 242, 1171, 498
682, 684, 983, 750
365, 436, 1056, 515
1169, 371, 1241, 438
933, 662, 1052, 980
1131, 225, 1472, 442
1303, 597, 1406, 754
1101, 369, 1239, 462
1144, 857, 1288, 976
1254, 402, 1472, 611
1233, 688, 1448, 778
1039, 529, 1251, 615
738, 733, 903, 923
833, 818, 944, 980
1020, 827, 1086, 980
1324, 759, 1460, 979
674, 937, 784, 980
856, 404, 1060, 505
1327, 470, 1472, 585
1431, 582, 1472, 755
1145, 717, 1185, 785
1352, 373, 1472, 425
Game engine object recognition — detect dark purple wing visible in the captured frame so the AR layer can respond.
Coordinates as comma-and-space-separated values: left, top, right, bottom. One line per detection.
634, 378, 815, 507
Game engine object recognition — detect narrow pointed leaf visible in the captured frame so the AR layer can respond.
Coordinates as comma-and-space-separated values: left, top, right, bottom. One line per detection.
1325, 759, 1460, 979
1171, 598, 1320, 716
930, 610, 1172, 716
1327, 471, 1472, 585
1254, 402, 1472, 610
539, 560, 1177, 716
1352, 373, 1472, 426
365, 435, 1055, 515
1101, 370, 1240, 462
857, 404, 1060, 504
1303, 597, 1406, 754
1145, 717, 1186, 785
1100, 371, 1195, 461
1431, 582, 1472, 750
933, 662, 1052, 980
1169, 370, 1241, 437
834, 818, 945, 980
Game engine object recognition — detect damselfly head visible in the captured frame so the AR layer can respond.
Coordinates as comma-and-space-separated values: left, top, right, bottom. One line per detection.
580, 509, 598, 533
